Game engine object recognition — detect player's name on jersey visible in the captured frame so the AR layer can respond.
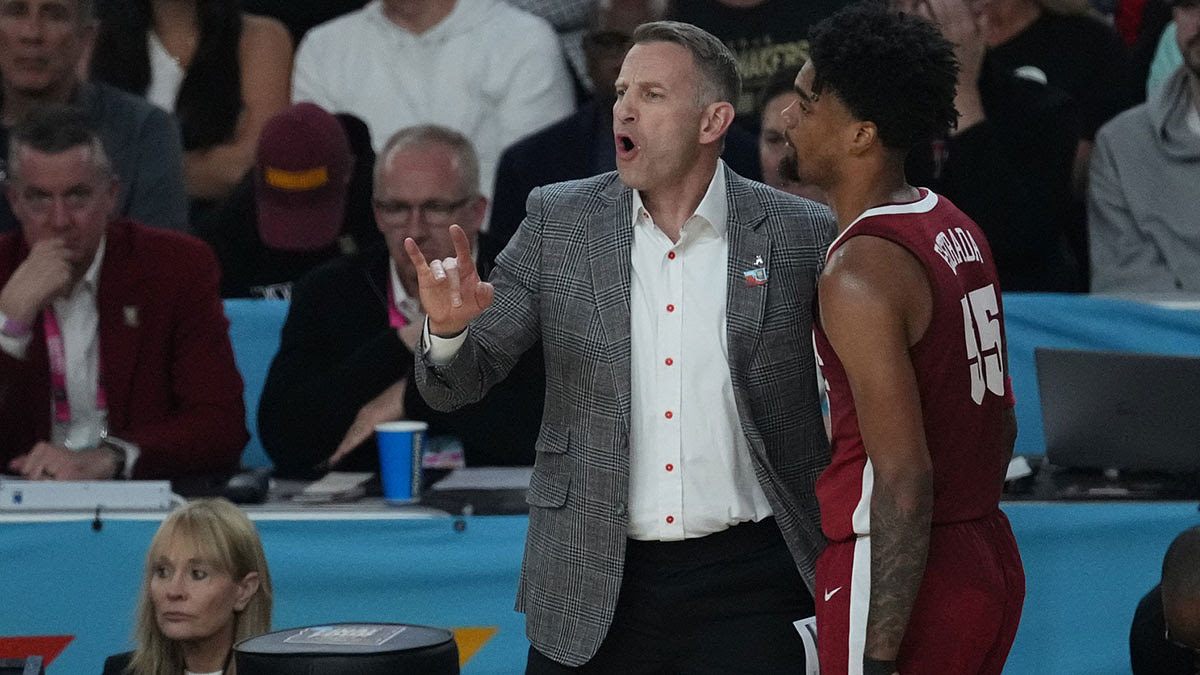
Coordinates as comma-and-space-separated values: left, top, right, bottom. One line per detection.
933, 226, 983, 275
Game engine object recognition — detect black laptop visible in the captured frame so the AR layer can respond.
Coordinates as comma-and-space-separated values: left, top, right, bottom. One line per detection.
1035, 347, 1200, 480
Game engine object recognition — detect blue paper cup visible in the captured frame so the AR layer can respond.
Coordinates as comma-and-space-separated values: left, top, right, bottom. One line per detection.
375, 421, 427, 503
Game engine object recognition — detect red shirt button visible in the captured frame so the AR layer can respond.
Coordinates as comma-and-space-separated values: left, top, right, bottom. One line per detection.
665, 357, 674, 366
665, 410, 673, 419
665, 463, 674, 472
666, 515, 675, 524
666, 304, 675, 312
668, 251, 676, 260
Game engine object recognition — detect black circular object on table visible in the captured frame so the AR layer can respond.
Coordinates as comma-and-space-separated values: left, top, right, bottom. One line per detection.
235, 622, 459, 674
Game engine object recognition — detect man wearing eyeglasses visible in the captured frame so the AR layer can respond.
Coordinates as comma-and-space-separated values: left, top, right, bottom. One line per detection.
0, 105, 247, 481
258, 124, 544, 477
1131, 525, 1200, 674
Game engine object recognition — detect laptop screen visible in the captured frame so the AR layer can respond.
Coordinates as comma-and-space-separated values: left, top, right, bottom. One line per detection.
1035, 347, 1200, 473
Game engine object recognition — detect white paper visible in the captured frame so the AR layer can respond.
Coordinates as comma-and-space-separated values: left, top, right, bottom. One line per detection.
293, 471, 374, 503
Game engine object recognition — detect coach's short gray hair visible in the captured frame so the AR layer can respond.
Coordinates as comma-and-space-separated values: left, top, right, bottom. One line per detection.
632, 20, 741, 108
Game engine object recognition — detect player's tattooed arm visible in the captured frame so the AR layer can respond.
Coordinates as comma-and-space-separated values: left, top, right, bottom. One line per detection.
866, 473, 933, 661
818, 234, 937, 666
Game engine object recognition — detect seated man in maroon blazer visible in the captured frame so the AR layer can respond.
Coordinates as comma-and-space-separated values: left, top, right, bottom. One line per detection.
0, 105, 248, 481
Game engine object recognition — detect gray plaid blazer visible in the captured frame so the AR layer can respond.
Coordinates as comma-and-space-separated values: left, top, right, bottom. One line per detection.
416, 167, 835, 666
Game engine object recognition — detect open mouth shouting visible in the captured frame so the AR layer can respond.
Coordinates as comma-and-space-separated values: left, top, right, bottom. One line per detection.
615, 133, 639, 160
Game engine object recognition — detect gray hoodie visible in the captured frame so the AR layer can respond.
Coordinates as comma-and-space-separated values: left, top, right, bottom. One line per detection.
1089, 65, 1200, 294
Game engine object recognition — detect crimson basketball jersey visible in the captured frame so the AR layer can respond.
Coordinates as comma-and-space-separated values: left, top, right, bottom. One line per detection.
814, 189, 1013, 543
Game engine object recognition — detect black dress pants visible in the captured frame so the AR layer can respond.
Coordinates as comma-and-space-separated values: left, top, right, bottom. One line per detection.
525, 517, 815, 674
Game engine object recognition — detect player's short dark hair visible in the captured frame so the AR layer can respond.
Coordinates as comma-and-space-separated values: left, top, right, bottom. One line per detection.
807, 2, 959, 151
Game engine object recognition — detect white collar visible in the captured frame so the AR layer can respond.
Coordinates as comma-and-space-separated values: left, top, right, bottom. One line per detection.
71, 234, 106, 297
630, 160, 729, 237
826, 188, 938, 261
388, 257, 412, 306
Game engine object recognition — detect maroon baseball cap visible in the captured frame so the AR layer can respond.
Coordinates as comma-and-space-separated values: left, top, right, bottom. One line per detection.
255, 102, 352, 251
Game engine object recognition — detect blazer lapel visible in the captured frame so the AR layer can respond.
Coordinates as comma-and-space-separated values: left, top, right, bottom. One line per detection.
725, 173, 771, 380
586, 181, 634, 428
95, 224, 144, 431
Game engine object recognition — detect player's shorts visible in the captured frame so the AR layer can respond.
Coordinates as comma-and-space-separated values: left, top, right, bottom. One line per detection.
816, 509, 1025, 675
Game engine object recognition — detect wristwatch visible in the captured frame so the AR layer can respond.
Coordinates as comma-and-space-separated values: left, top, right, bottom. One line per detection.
0, 309, 31, 338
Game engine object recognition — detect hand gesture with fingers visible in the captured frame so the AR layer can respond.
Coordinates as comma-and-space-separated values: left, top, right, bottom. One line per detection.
403, 224, 494, 337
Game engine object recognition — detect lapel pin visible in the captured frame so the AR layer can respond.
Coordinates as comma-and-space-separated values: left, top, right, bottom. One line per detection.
744, 267, 768, 287
123, 305, 139, 327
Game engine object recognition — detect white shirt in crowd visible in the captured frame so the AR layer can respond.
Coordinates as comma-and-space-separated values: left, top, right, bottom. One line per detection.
290, 0, 575, 210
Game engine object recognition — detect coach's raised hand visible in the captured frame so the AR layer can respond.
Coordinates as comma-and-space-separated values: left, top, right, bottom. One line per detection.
404, 224, 494, 337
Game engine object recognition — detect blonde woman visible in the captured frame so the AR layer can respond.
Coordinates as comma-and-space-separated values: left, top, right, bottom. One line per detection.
104, 499, 273, 675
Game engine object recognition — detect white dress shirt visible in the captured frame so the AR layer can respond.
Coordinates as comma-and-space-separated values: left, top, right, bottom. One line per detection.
0, 240, 139, 475
428, 162, 772, 541
625, 162, 772, 540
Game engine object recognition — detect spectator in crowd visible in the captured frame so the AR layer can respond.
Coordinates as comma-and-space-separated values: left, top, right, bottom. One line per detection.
258, 125, 542, 478
666, 0, 844, 135
197, 103, 383, 299
90, 0, 294, 212
409, 21, 832, 671
984, 0, 1132, 278
902, 0, 1085, 291
787, 6, 1023, 672
103, 498, 273, 675
0, 107, 247, 481
291, 0, 575, 206
986, 0, 1131, 141
757, 69, 825, 203
1089, 0, 1200, 295
0, 0, 188, 235
1131, 525, 1200, 674
482, 0, 763, 276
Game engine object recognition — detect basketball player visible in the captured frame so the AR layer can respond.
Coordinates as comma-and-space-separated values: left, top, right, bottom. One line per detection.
781, 4, 1026, 674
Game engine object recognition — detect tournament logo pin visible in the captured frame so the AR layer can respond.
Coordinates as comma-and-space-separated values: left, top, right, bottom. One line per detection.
744, 268, 768, 287
123, 306, 140, 327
